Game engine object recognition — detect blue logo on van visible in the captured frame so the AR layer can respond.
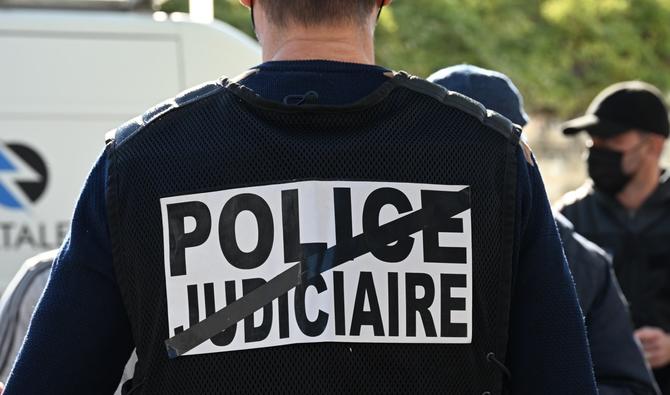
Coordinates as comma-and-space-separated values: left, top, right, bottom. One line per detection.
0, 143, 49, 210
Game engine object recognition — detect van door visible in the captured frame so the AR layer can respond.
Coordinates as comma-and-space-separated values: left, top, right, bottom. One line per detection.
0, 31, 183, 288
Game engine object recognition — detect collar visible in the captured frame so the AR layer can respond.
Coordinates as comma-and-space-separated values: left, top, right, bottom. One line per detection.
252, 59, 390, 74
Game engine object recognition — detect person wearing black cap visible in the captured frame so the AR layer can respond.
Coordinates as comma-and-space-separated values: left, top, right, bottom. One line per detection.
556, 81, 670, 392
430, 65, 660, 395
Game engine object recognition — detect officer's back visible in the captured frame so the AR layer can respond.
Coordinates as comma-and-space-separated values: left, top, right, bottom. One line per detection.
4, 1, 597, 394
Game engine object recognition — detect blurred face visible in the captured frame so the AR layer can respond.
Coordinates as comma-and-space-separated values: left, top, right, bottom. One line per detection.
590, 130, 652, 175
585, 129, 662, 195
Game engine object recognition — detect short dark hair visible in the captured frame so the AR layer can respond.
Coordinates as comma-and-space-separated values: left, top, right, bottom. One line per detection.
259, 0, 377, 27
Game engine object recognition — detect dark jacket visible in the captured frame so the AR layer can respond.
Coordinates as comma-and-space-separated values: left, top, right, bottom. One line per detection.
556, 213, 659, 394
558, 174, 670, 393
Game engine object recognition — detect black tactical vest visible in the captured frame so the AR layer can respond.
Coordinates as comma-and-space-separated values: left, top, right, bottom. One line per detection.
106, 72, 520, 395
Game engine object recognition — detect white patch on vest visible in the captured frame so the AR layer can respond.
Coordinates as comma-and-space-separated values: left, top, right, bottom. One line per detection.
160, 180, 473, 356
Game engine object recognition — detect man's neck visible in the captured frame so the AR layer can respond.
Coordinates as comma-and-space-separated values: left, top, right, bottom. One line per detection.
616, 165, 661, 212
261, 25, 375, 65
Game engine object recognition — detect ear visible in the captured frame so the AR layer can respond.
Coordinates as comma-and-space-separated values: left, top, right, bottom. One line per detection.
649, 134, 666, 158
239, 0, 252, 8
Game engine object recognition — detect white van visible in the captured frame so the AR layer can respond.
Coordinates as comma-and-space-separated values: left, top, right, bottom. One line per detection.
0, 6, 261, 288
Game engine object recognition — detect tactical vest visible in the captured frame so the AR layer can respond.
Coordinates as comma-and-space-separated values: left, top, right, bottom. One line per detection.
106, 72, 520, 395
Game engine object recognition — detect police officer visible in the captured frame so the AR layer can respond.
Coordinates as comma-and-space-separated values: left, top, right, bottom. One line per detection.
557, 81, 670, 392
430, 64, 659, 395
4, 1, 597, 394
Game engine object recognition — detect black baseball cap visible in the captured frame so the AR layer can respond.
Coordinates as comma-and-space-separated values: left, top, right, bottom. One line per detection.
562, 81, 670, 138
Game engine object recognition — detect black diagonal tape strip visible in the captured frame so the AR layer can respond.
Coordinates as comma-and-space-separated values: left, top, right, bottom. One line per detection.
165, 187, 471, 357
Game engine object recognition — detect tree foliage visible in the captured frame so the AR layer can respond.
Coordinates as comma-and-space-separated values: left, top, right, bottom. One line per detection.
160, 0, 670, 116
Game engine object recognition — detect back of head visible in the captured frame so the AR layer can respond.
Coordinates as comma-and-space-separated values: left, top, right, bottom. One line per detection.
248, 0, 384, 63
428, 64, 529, 127
259, 0, 377, 27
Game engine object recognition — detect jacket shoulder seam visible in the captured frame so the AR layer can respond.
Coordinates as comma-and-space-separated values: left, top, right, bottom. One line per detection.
392, 72, 521, 143
105, 79, 226, 148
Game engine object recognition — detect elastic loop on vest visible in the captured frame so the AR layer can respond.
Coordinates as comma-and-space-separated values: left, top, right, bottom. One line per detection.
486, 352, 512, 381
121, 378, 145, 395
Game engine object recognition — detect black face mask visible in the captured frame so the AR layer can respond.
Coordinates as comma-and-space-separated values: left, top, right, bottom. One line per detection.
587, 147, 632, 196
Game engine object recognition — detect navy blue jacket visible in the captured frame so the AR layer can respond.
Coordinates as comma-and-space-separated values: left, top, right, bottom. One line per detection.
559, 176, 670, 393
4, 61, 596, 394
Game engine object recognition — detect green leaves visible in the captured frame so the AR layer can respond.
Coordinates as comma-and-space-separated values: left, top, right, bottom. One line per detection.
372, 0, 670, 117
161, 0, 670, 117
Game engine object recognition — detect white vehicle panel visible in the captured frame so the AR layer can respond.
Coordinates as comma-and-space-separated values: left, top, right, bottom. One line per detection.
0, 8, 261, 289
0, 34, 182, 116
0, 119, 117, 288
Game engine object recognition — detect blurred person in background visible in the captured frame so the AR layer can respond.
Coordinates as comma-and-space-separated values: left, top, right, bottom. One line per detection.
0, 252, 54, 382
3, 0, 597, 394
556, 81, 670, 393
430, 64, 660, 395
0, 251, 135, 395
